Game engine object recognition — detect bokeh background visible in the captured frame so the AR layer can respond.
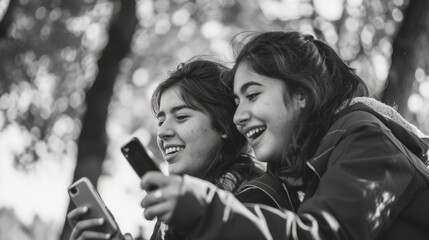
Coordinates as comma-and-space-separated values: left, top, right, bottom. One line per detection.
0, 0, 428, 239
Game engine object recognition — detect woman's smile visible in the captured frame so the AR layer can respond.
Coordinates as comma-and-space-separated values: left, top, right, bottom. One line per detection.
163, 145, 185, 163
244, 126, 266, 139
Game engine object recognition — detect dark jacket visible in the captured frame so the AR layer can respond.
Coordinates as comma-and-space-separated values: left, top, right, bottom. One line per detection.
169, 103, 429, 240
150, 158, 289, 240
236, 171, 300, 212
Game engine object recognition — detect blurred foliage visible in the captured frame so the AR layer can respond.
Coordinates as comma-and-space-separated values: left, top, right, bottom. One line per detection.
0, 0, 112, 170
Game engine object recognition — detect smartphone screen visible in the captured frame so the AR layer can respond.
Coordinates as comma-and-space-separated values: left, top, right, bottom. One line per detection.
68, 177, 118, 234
121, 137, 162, 178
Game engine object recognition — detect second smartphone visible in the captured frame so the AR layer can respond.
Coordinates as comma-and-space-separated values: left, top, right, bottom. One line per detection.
120, 137, 163, 178
68, 177, 119, 234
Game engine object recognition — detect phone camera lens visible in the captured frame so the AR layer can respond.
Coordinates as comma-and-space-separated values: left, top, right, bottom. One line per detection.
70, 187, 78, 195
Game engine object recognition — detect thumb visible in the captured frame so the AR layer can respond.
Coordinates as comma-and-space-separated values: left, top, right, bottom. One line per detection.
123, 233, 134, 240
141, 171, 170, 191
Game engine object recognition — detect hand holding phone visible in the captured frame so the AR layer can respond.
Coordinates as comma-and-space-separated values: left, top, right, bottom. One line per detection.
67, 177, 119, 235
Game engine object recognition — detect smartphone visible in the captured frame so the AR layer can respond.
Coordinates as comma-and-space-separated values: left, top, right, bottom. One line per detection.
120, 137, 162, 178
68, 177, 119, 234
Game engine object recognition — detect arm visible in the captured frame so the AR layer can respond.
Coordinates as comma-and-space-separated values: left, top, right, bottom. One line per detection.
168, 176, 278, 240
160, 120, 422, 240
235, 187, 279, 208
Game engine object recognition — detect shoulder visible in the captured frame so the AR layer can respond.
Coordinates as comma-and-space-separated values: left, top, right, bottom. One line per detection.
322, 109, 395, 158
332, 109, 385, 132
308, 109, 396, 177
322, 109, 390, 149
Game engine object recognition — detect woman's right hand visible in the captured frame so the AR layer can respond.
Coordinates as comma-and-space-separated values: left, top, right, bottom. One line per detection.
140, 172, 184, 222
67, 206, 115, 240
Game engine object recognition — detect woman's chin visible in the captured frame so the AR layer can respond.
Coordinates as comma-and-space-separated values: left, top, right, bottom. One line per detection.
254, 148, 281, 163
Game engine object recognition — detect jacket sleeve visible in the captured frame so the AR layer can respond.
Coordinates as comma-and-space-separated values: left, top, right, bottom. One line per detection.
169, 120, 423, 240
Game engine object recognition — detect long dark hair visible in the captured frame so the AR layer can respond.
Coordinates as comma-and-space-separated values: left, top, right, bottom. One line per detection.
229, 31, 369, 179
151, 57, 261, 192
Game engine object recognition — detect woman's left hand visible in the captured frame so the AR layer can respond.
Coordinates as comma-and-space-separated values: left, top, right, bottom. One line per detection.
140, 172, 183, 222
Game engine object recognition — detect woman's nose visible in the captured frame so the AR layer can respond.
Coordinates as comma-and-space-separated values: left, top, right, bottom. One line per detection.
233, 104, 251, 126
157, 123, 174, 140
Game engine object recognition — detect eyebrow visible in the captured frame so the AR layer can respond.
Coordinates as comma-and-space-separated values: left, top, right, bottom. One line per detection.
156, 105, 190, 118
234, 82, 263, 97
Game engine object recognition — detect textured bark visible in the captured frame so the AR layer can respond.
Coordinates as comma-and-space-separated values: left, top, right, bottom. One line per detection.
381, 0, 429, 123
60, 0, 137, 239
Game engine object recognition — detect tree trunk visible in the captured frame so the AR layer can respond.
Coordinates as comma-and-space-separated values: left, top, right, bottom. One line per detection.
0, 0, 16, 92
381, 0, 429, 124
0, 0, 15, 39
60, 0, 137, 239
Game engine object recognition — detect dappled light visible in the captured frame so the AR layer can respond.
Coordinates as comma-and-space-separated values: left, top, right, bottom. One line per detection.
408, 93, 424, 113
419, 80, 429, 98
367, 191, 396, 231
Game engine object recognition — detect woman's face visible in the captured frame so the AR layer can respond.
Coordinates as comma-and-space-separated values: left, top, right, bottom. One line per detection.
233, 63, 303, 163
156, 85, 222, 177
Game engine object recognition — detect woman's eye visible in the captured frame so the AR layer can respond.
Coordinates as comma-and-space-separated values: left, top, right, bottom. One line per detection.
176, 115, 189, 121
247, 93, 259, 101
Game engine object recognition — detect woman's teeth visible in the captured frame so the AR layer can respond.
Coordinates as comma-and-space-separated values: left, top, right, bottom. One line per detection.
246, 127, 266, 138
165, 147, 184, 155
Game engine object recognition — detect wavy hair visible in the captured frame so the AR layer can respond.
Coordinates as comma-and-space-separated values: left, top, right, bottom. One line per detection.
228, 31, 369, 179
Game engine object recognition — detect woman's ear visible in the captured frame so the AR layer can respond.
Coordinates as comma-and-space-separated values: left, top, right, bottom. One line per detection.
293, 91, 307, 109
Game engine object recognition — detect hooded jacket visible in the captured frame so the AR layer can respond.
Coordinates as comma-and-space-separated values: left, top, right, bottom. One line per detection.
168, 99, 429, 240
